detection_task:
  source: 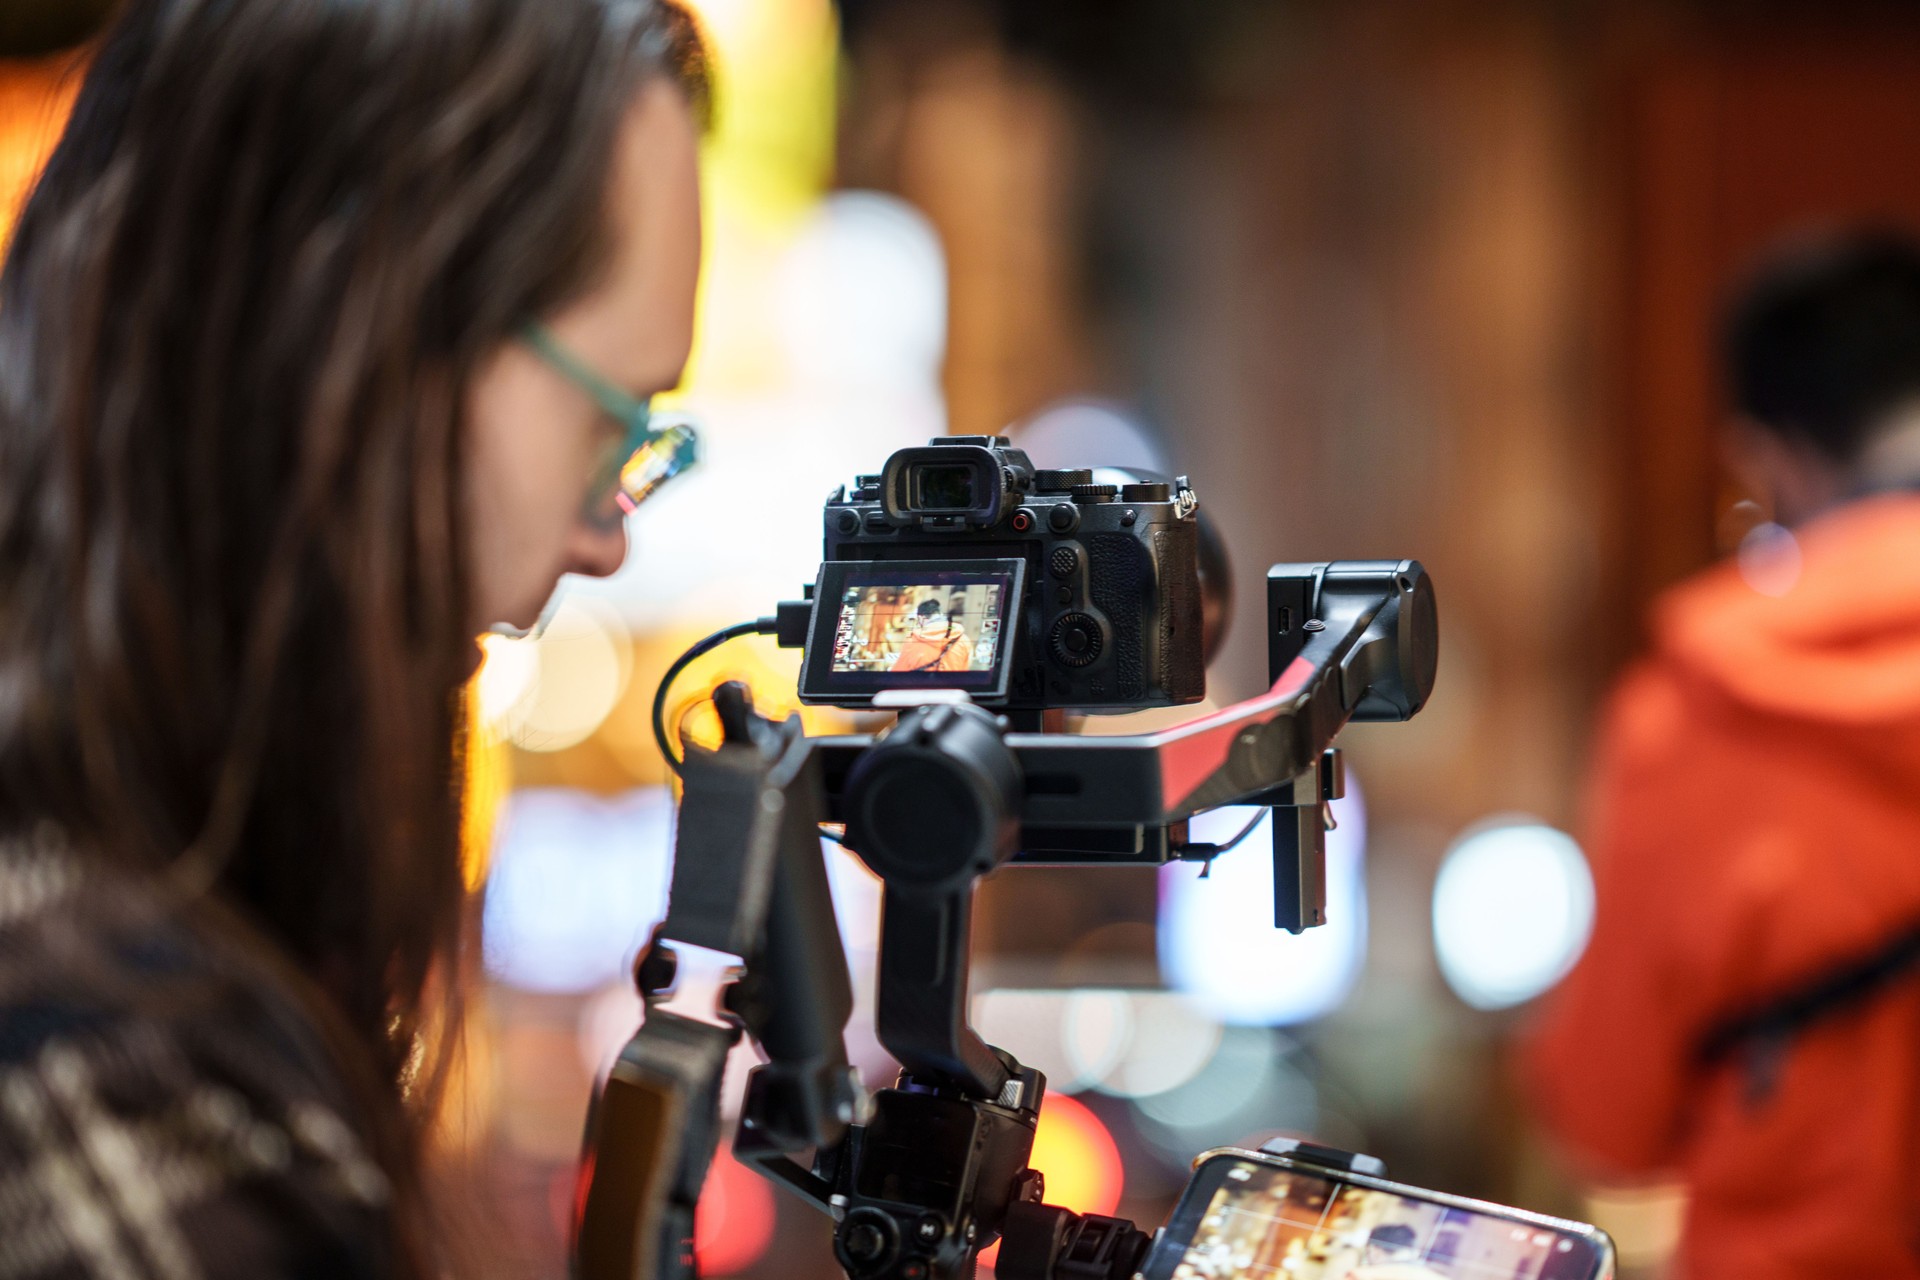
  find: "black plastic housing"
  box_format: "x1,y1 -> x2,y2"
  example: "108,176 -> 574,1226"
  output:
815,435 -> 1206,714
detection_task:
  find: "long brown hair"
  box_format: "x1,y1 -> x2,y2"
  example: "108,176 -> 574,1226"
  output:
0,0 -> 705,1265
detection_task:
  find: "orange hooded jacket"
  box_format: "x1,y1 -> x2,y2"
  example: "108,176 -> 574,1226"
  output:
890,619 -> 973,673
1525,494 -> 1920,1280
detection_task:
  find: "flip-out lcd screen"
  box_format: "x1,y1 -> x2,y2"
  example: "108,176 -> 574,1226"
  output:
800,559 -> 1024,705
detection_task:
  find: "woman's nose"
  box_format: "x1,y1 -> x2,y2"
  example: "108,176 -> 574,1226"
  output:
564,515 -> 629,580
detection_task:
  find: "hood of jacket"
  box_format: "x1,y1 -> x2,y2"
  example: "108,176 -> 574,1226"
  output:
1652,494 -> 1920,726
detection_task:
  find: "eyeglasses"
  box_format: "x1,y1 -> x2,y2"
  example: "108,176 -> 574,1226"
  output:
518,322 -> 700,517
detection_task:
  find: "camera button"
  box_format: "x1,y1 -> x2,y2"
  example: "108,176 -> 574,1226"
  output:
1046,503 -> 1078,534
1011,508 -> 1035,533
1055,585 -> 1072,605
1048,546 -> 1078,579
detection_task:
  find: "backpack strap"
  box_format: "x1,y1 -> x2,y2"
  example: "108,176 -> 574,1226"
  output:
1696,918 -> 1920,1104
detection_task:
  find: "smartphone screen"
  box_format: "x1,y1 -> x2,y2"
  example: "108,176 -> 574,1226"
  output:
1142,1152 -> 1611,1280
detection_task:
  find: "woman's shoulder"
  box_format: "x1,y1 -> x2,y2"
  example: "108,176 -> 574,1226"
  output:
0,828 -> 396,1278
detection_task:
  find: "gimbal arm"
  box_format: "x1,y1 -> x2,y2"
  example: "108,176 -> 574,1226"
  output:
575,560 -> 1437,1280
813,559 -> 1437,927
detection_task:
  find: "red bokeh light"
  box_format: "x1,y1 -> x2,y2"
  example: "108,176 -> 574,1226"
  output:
695,1143 -> 778,1276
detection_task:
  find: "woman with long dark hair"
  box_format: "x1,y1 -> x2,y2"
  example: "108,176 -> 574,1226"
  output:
0,0 -> 707,1272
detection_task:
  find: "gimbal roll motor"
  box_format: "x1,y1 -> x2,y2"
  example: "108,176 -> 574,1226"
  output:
573,439 -> 1439,1280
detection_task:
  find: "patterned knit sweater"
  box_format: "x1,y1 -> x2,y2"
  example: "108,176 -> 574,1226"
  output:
0,828 -> 393,1278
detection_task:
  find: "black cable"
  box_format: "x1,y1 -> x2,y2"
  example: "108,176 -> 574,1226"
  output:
1182,807 -> 1270,877
1209,808 -> 1268,855
653,618 -> 776,775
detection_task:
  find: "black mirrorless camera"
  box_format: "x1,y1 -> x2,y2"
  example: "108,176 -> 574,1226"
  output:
797,435 -> 1206,715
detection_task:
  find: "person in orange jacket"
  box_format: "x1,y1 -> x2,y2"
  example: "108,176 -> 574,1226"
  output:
1526,232 -> 1920,1279
890,594 -> 975,673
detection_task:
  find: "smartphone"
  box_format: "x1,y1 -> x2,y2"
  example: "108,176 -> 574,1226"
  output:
1138,1146 -> 1615,1280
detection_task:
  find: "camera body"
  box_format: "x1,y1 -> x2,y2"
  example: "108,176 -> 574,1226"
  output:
803,435 -> 1206,714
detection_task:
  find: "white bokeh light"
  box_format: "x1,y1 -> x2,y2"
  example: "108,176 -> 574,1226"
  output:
475,632 -> 539,727
973,991 -> 1084,1093
1431,817 -> 1595,1011
776,191 -> 947,394
1091,993 -> 1222,1099
1063,990 -> 1132,1090
970,990 -> 1221,1099
482,787 -> 674,994
1158,784 -> 1368,1026
1737,521 -> 1802,597
478,596 -> 631,752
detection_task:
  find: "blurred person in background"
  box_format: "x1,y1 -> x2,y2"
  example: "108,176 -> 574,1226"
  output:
891,594 -> 974,672
0,0 -> 705,1274
1527,232 -> 1920,1279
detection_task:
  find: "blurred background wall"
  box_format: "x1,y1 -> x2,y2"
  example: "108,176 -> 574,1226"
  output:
12,1 -> 1920,1276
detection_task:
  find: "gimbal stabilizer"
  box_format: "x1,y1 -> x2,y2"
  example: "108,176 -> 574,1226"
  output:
573,561 -> 1437,1280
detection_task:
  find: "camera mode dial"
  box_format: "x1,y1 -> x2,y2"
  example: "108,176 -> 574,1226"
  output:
1070,483 -> 1120,503
1034,468 -> 1092,492
1049,613 -> 1104,668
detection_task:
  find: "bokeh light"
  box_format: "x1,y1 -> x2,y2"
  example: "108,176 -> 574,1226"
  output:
482,787 -> 673,994
1089,992 -> 1221,1099
1737,520 -> 1802,597
695,1144 -> 777,1276
1028,1093 -> 1124,1217
1062,991 -> 1133,1090
0,52 -> 80,252
478,596 -> 632,752
1432,817 -> 1595,1011
979,1093 -> 1123,1274
1131,1027 -> 1276,1131
971,989 -> 1228,1102
777,192 -> 947,394
974,990 -> 1084,1093
1159,784 -> 1368,1025
1127,1029 -> 1320,1170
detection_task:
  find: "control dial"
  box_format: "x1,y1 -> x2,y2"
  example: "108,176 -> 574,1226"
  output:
1048,613 -> 1104,668
1034,468 -> 1094,493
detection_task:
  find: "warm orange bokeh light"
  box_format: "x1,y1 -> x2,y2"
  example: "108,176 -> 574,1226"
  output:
0,52 -> 82,253
1027,1092 -> 1125,1217
981,1092 -> 1126,1272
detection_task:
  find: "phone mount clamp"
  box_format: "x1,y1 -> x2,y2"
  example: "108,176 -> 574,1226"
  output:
573,560 -> 1437,1280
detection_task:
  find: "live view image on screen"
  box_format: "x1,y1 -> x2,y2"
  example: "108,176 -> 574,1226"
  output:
1170,1163 -> 1598,1280
829,581 -> 1005,675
